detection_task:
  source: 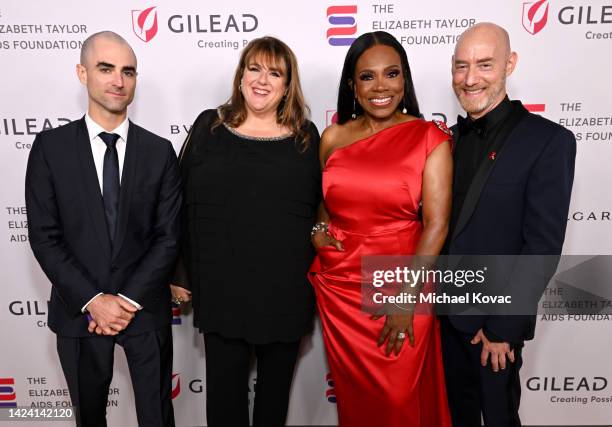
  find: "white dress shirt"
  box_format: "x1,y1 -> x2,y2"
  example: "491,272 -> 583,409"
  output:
81,114 -> 142,313
85,113 -> 128,191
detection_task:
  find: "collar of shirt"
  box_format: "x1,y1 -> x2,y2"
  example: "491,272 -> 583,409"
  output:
84,113 -> 129,143
476,95 -> 513,132
84,114 -> 129,192
457,96 -> 513,138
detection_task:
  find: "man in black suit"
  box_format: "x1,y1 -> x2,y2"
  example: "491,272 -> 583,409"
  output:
25,31 -> 180,426
441,23 -> 576,426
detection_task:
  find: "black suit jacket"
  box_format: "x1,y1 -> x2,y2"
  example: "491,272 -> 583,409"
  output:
26,117 -> 182,337
446,103 -> 576,342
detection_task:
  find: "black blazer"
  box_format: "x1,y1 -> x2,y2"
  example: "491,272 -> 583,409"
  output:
26,117 -> 182,337
446,104 -> 576,342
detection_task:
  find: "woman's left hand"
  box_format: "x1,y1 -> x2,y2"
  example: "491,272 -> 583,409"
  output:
374,313 -> 415,356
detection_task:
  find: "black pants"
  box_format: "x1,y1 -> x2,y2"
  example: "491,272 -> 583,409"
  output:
56,327 -> 174,427
204,333 -> 301,427
440,317 -> 523,427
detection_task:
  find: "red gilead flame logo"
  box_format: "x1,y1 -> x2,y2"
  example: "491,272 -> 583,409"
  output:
522,0 -> 549,35
171,373 -> 181,399
132,6 -> 158,42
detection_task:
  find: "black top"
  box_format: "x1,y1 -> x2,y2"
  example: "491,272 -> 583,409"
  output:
450,97 -> 514,234
177,109 -> 321,344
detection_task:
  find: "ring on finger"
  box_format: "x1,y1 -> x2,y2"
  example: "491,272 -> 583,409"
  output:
397,332 -> 407,340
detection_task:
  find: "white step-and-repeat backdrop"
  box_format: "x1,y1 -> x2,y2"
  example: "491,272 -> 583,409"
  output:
1,0 -> 611,425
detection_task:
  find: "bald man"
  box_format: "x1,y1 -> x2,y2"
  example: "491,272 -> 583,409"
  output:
440,23 -> 576,426
26,31 -> 180,426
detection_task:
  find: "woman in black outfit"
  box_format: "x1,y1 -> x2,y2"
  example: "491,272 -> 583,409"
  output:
171,37 -> 320,427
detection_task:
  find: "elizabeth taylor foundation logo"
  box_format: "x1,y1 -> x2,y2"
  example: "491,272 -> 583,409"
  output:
132,6 -> 159,42
525,103 -> 546,113
325,373 -> 336,403
0,378 -> 17,407
326,5 -> 358,46
171,303 -> 182,325
522,0 -> 549,35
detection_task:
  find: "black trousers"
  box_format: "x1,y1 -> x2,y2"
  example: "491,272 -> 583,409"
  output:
56,326 -> 174,427
204,333 -> 301,427
440,317 -> 523,427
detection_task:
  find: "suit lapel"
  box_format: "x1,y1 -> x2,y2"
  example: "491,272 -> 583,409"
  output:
75,117 -> 112,259
112,121 -> 138,260
451,104 -> 528,242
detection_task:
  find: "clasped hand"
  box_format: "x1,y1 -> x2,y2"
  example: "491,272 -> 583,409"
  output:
86,294 -> 138,336
170,284 -> 192,304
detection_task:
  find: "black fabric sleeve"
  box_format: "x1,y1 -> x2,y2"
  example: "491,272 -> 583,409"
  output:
172,109 -> 218,290
484,126 -> 576,342
119,140 -> 183,308
26,134 -> 101,315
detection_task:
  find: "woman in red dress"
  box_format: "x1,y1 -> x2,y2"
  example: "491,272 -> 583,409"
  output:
309,31 -> 453,427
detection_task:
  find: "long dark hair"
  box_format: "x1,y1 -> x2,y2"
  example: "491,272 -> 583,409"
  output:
215,36 -> 311,149
336,31 -> 420,124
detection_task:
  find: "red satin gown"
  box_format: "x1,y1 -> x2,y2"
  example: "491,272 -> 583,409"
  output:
309,120 -> 452,427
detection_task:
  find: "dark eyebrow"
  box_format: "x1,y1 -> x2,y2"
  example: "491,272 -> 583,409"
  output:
358,64 -> 401,74
476,57 -> 494,63
96,61 -> 115,68
95,62 -> 136,73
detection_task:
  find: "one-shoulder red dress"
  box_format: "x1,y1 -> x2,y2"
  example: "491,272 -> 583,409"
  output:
309,120 -> 452,427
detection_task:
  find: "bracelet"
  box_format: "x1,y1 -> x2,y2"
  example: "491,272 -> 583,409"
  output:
311,222 -> 329,236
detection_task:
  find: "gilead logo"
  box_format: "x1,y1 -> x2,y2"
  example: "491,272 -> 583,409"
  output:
522,0 -> 549,35
527,376 -> 608,391
326,110 -> 339,126
132,6 -> 159,42
171,374 -> 181,399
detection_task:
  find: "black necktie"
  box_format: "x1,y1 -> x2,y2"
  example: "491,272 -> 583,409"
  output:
457,115 -> 487,138
99,132 -> 120,244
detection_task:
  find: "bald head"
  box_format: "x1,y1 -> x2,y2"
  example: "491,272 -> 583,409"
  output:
80,31 -> 136,67
76,31 -> 138,129
455,22 -> 512,60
